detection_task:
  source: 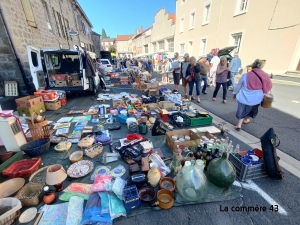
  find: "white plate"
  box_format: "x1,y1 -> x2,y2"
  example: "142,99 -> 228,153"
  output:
19,207 -> 37,223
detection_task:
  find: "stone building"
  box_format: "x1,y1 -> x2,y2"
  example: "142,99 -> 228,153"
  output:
0,0 -> 93,97
175,0 -> 300,74
101,38 -> 116,51
151,8 -> 176,55
141,27 -> 153,54
116,34 -> 134,58
131,26 -> 144,56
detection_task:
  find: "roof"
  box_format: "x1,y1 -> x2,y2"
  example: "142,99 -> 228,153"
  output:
168,14 -> 176,24
116,35 -> 134,41
73,0 -> 93,27
92,31 -> 101,36
102,38 -> 116,42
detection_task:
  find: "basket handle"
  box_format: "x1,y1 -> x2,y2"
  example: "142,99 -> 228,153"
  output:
31,112 -> 38,125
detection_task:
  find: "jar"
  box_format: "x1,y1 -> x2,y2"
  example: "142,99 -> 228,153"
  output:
147,163 -> 161,187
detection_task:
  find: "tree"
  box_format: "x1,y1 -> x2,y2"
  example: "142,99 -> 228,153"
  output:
102,29 -> 107,38
109,46 -> 116,53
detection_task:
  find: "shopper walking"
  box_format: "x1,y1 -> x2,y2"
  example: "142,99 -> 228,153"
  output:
209,49 -> 220,87
199,55 -> 209,94
233,59 -> 272,131
229,52 -> 242,90
180,53 -> 190,98
148,59 -> 154,77
186,57 -> 201,103
212,56 -> 230,103
171,52 -> 181,93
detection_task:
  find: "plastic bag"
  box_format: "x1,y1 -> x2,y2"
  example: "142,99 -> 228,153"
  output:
66,196 -> 84,225
107,193 -> 126,220
81,193 -> 112,225
92,175 -> 112,192
99,192 -> 109,214
112,177 -> 126,200
149,153 -> 170,177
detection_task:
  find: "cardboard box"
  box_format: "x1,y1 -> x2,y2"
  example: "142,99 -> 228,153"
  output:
50,74 -> 68,81
145,82 -> 159,89
69,73 -> 80,80
15,95 -> 43,108
56,80 -> 67,87
44,100 -> 61,110
112,99 -> 124,108
34,90 -> 58,101
147,103 -> 158,110
149,89 -> 159,96
166,129 -> 200,151
158,101 -> 175,110
72,80 -> 82,86
17,103 -> 46,116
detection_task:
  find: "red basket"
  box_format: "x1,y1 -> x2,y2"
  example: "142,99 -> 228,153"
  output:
2,158 -> 42,178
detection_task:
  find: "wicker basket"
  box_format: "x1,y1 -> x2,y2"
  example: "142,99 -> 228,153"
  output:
27,112 -> 50,141
0,198 -> 21,225
69,151 -> 83,164
20,138 -> 50,157
15,182 -> 44,207
54,141 -> 72,152
0,178 -> 25,199
0,152 -> 13,163
85,143 -> 103,158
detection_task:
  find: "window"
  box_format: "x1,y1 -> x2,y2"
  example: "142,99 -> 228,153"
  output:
158,41 -> 164,50
123,48 -> 126,51
145,45 -> 148,53
180,43 -> 185,55
50,55 -> 59,67
64,18 -> 72,40
240,0 -> 248,12
232,33 -> 242,53
180,17 -> 184,32
56,12 -> 66,38
190,10 -> 196,29
203,1 -> 211,25
153,43 -> 157,52
21,0 -> 37,27
31,51 -> 38,67
200,39 -> 207,55
168,39 -> 174,52
52,8 -> 60,36
42,2 -> 52,33
181,0 -> 185,6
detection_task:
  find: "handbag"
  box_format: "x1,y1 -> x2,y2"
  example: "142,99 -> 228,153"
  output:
252,71 -> 273,108
185,75 -> 193,82
227,71 -> 232,79
260,128 -> 283,179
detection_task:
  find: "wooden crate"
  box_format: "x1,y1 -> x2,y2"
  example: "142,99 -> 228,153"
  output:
71,80 -> 82,86
55,80 -> 67,87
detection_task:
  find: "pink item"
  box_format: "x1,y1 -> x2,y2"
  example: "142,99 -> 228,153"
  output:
247,68 -> 272,94
64,183 -> 93,194
92,175 -> 112,192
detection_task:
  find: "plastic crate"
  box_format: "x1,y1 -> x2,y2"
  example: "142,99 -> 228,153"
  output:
123,185 -> 141,212
5,81 -> 18,96
228,153 -> 267,181
183,114 -> 213,126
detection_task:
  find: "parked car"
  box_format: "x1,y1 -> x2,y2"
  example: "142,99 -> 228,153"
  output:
101,59 -> 113,72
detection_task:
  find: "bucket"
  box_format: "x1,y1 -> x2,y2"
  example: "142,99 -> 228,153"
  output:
261,93 -> 273,108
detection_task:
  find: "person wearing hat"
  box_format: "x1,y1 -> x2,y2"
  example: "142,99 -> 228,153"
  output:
171,52 -> 181,93
180,53 -> 190,98
199,55 -> 209,94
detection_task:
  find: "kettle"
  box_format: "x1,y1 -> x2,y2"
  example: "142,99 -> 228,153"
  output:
138,122 -> 148,134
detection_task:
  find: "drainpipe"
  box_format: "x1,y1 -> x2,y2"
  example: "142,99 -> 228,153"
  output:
215,0 -> 224,46
0,4 -> 33,95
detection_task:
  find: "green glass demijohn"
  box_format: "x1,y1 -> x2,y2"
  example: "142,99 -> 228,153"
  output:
207,151 -> 236,188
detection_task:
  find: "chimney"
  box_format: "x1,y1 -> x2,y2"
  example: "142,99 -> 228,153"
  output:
136,29 -> 138,35
140,26 -> 143,32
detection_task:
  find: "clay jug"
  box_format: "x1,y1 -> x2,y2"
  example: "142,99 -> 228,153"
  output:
147,163 -> 161,187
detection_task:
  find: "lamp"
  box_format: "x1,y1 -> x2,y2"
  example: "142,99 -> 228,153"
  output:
46,164 -> 67,192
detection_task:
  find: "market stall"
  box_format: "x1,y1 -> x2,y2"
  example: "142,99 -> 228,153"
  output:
0,86 -> 281,225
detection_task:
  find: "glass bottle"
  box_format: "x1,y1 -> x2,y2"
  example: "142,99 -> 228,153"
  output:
212,148 -> 220,159
195,159 -> 205,172
234,144 -> 240,153
204,150 -> 213,171
171,152 -> 182,175
200,143 -> 208,160
194,145 -> 202,160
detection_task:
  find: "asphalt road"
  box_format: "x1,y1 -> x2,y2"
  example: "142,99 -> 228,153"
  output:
153,73 -> 300,161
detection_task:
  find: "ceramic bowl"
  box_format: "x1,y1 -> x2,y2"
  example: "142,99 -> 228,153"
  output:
243,155 -> 252,161
254,149 -> 263,158
241,158 -> 251,165
238,151 -> 247,157
247,150 -> 255,155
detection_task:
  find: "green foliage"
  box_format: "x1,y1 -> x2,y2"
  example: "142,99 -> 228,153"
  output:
102,29 -> 107,38
109,46 -> 116,53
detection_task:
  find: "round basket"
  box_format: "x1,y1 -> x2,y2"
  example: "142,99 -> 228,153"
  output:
69,151 -> 83,164
29,166 -> 50,183
0,178 -> 25,199
0,151 -> 13,163
20,138 -> 50,157
0,198 -> 22,225
15,182 -> 45,206
54,141 -> 72,152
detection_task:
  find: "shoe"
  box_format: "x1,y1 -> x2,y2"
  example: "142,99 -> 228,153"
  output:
190,96 -> 196,100
197,100 -> 201,103
184,95 -> 188,99
202,92 -> 207,95
234,126 -> 241,131
212,98 -> 216,101
228,86 -> 233,91
243,119 -> 251,124
172,89 -> 178,93
223,100 -> 227,104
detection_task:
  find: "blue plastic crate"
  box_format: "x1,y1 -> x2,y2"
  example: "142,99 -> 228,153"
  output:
123,185 -> 141,212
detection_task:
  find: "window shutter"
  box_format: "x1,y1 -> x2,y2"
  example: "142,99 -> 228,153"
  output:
21,0 -> 37,27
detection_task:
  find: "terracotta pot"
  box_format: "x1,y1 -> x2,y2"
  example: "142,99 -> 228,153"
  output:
139,186 -> 155,202
151,189 -> 174,209
43,192 -> 56,204
159,177 -> 175,192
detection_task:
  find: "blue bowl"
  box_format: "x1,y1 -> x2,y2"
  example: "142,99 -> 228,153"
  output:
242,158 -> 251,165
243,155 -> 252,161
247,150 -> 255,155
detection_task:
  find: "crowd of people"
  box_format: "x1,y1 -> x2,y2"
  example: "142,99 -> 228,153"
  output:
116,57 -> 154,76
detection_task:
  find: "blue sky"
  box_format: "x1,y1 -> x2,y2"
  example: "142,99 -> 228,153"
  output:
77,0 -> 176,37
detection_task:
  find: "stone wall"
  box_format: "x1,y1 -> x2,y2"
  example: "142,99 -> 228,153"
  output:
0,0 -> 93,95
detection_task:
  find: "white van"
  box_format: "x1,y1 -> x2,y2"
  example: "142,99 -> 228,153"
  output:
27,45 -> 100,94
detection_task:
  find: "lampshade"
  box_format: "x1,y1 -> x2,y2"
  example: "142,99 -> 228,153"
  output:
46,164 -> 67,185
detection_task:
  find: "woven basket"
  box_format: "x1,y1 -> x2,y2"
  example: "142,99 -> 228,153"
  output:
85,143 -> 103,158
27,112 -> 50,141
0,152 -> 13,163
69,151 -> 83,164
54,141 -> 72,152
0,178 -> 25,199
0,198 -> 21,225
15,182 -> 45,206
20,138 -> 50,157
29,166 -> 50,183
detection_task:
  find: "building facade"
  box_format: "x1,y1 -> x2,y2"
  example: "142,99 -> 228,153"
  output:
175,0 -> 300,74
116,34 -> 134,58
151,8 -> 176,55
141,27 -> 152,54
92,31 -> 101,56
0,0 -> 93,96
101,38 -> 116,51
131,26 -> 144,56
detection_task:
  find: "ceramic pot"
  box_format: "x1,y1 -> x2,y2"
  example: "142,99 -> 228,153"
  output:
151,189 -> 174,209
43,191 -> 56,204
207,152 -> 236,188
147,163 -> 161,187
159,177 -> 175,192
139,186 -> 155,202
